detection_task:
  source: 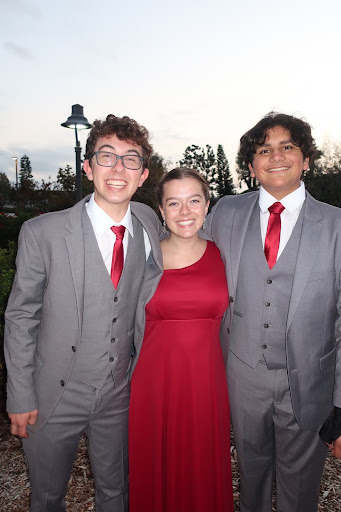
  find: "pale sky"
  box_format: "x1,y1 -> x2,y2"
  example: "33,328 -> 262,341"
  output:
1,0 -> 341,186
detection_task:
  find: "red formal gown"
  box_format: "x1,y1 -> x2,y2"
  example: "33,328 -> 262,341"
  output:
129,241 -> 234,511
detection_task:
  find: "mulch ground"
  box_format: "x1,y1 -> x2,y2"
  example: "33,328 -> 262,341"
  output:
0,412 -> 340,511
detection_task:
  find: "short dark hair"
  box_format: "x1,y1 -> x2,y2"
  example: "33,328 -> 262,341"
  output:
85,114 -> 153,168
156,167 -> 210,206
239,112 -> 316,166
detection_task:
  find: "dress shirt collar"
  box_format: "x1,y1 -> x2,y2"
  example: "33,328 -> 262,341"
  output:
259,181 -> 306,214
86,193 -> 134,236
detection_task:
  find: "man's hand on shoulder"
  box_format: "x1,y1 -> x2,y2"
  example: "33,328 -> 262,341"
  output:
8,409 -> 38,438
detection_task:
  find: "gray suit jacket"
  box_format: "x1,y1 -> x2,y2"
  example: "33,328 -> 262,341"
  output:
4,196 -> 163,430
205,190 -> 341,430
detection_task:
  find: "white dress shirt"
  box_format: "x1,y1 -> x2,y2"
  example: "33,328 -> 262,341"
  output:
258,182 -> 306,260
86,194 -> 151,274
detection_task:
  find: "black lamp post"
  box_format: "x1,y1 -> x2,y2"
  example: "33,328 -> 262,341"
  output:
61,104 -> 92,202
12,156 -> 18,189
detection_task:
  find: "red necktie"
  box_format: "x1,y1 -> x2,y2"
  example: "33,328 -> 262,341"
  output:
264,202 -> 285,269
110,225 -> 125,288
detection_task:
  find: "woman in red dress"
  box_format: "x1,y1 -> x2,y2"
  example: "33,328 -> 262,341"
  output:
129,168 -> 234,511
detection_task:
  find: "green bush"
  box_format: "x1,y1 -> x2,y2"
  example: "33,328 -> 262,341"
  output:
0,213 -> 35,249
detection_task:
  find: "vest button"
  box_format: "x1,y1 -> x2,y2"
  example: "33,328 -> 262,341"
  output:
267,279 -> 272,284
229,296 -> 234,303
109,357 -> 114,362
114,297 -> 118,302
71,346 -> 76,352
265,302 -> 270,307
111,338 -> 116,343
226,327 -> 230,334
112,318 -> 117,323
60,380 -> 65,386
262,344 -> 267,349
264,323 -> 269,328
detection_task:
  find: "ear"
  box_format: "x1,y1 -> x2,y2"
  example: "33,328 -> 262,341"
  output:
83,160 -> 94,181
303,157 -> 309,171
138,168 -> 149,188
248,162 -> 256,178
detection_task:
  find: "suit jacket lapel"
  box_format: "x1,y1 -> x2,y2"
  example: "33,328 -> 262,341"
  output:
64,196 -> 90,331
230,192 -> 259,295
130,201 -> 163,308
287,193 -> 323,328
130,202 -> 163,271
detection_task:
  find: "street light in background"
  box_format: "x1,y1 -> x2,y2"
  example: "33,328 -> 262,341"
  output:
12,156 -> 18,189
61,104 -> 92,202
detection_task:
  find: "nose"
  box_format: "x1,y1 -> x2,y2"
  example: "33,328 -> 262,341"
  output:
112,156 -> 125,173
269,148 -> 284,162
180,202 -> 190,215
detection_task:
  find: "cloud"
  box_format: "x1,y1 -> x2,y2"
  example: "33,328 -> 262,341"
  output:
4,42 -> 34,60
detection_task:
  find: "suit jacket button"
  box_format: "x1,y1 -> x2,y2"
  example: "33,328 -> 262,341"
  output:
71,346 -> 76,352
111,338 -> 116,343
109,357 -> 114,362
229,296 -> 234,303
267,278 -> 272,284
114,297 -> 118,303
60,380 -> 65,386
112,318 -> 117,323
226,327 -> 230,334
264,323 -> 269,328
262,344 -> 267,349
265,302 -> 270,307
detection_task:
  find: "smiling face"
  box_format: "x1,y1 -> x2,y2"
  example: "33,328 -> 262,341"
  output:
249,125 -> 309,200
83,134 -> 149,221
159,177 -> 209,240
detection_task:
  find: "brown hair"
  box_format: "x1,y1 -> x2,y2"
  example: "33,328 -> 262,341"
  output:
85,114 -> 153,168
156,167 -> 210,205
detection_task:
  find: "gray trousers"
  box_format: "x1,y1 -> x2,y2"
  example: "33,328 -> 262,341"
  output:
227,351 -> 328,512
23,372 -> 130,512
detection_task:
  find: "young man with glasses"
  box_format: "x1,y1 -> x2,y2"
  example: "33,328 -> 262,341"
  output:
4,114 -> 163,512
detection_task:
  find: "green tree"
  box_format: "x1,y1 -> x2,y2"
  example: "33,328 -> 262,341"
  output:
132,152 -> 167,211
56,165 -> 76,192
179,144 -> 217,194
304,172 -> 341,207
235,151 -> 258,192
0,172 -> 12,205
303,145 -> 341,207
216,145 -> 235,197
19,155 -> 35,191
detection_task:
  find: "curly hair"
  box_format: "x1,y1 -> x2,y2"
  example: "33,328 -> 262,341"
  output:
156,167 -> 210,206
85,114 -> 153,168
239,112 -> 316,166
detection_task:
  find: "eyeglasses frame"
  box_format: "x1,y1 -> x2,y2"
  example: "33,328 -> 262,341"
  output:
90,151 -> 144,171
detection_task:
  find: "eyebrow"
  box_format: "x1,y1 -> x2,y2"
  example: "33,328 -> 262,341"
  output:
258,139 -> 293,148
97,144 -> 141,155
165,193 -> 202,202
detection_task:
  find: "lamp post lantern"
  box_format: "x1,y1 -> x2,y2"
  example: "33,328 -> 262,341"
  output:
12,156 -> 18,189
61,104 -> 92,202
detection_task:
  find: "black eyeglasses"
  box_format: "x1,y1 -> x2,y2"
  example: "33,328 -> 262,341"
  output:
91,151 -> 144,170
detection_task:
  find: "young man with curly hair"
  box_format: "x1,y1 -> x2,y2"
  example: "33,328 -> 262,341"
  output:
5,114 -> 163,512
205,112 -> 341,511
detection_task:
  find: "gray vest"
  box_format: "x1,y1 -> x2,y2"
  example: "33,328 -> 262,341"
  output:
230,202 -> 305,369
71,208 -> 146,388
